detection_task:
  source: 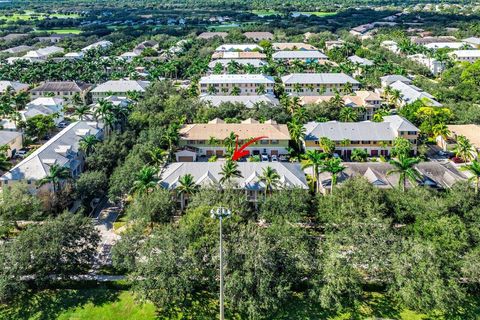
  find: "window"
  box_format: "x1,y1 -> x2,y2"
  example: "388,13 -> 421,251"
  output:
270,140 -> 279,144
361,141 -> 371,144
260,140 -> 269,144
351,141 -> 360,145
408,131 -> 417,135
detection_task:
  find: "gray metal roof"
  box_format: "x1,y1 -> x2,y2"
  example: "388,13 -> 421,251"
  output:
380,74 -> 412,85
304,115 -> 419,141
281,73 -> 359,85
0,130 -> 22,146
91,80 -> 150,93
1,121 -> 102,182
200,94 -> 279,107
0,81 -> 29,92
160,162 -> 308,190
208,59 -> 267,69
272,51 -> 327,59
31,81 -> 91,93
389,80 -> 442,106
348,55 -> 374,66
200,74 -> 274,84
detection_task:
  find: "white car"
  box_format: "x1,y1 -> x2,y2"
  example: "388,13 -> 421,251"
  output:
271,155 -> 278,162
261,154 -> 269,162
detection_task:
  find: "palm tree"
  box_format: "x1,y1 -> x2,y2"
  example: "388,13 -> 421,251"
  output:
287,118 -> 306,152
302,150 -> 327,193
387,155 -> 421,192
74,105 -> 92,120
351,148 -> 368,162
148,147 -> 169,169
37,164 -> 71,193
177,174 -> 199,210
223,132 -> 237,157
162,124 -> 180,161
461,159 -> 480,194
339,107 -> 358,122
131,166 -> 159,195
388,89 -> 401,108
454,135 -> 476,163
432,123 -> 450,141
0,154 -> 11,172
219,160 -> 243,185
231,86 -> 241,96
259,166 -> 281,197
321,158 -> 346,194
79,134 -> 100,156
256,84 -> 267,95
319,137 -> 336,156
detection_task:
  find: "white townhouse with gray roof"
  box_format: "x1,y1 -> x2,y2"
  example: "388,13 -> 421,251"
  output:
389,80 -> 442,107
272,51 -> 328,64
281,73 -> 360,96
199,74 -> 274,95
0,121 -> 103,193
91,80 -> 150,102
303,115 -> 420,158
160,162 -> 308,208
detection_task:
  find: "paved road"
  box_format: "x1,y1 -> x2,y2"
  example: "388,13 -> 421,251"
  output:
92,201 -> 122,269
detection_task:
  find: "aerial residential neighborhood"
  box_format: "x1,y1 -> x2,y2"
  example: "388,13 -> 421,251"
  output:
1,0 -> 480,319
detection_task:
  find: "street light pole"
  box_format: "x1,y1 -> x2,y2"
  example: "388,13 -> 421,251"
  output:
211,207 -> 231,320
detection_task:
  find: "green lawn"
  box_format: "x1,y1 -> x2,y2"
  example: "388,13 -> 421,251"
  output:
0,11 -> 80,21
207,23 -> 240,31
3,289 -> 471,320
293,11 -> 337,17
40,28 -> 83,34
251,9 -> 281,17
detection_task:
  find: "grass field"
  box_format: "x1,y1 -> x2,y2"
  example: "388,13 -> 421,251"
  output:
293,11 -> 337,17
207,23 -> 240,31
3,288 -> 472,320
0,11 -> 80,21
40,28 -> 83,34
251,9 -> 281,17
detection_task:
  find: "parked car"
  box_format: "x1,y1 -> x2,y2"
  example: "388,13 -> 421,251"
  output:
15,148 -> 30,159
271,155 -> 278,162
261,154 -> 269,162
279,155 -> 289,162
57,121 -> 70,129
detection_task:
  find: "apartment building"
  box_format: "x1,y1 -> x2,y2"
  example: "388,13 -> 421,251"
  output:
281,73 -> 360,96
199,74 -> 274,95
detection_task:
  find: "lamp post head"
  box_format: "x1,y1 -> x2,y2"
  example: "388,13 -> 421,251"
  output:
211,207 -> 232,219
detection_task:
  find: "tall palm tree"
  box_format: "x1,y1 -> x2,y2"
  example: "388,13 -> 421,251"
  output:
231,86 -> 241,96
74,105 -> 92,120
454,135 -> 476,163
0,154 -> 11,172
461,159 -> 480,194
37,164 -> 71,193
259,166 -> 281,197
321,158 -> 346,194
339,107 -> 358,122
177,174 -> 199,210
223,132 -> 237,156
432,123 -> 450,142
148,147 -> 169,169
131,166 -> 159,195
79,134 -> 100,156
162,124 -> 180,161
287,118 -> 306,152
219,160 -> 243,185
302,150 -> 327,192
319,137 -> 336,156
387,155 -> 421,192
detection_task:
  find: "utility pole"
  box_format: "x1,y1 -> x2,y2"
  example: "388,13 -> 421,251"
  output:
211,207 -> 231,320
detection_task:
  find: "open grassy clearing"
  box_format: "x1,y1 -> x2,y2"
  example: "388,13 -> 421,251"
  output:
39,28 -> 83,34
0,11 -> 80,21
294,11 -> 337,16
251,9 -> 281,16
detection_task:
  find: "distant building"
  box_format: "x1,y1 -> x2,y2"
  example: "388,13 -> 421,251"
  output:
81,40 -> 113,52
304,115 -> 420,157
408,53 -> 445,75
0,81 -> 29,93
389,80 -> 442,107
380,75 -> 412,88
448,50 -> 480,63
437,124 -> 480,153
198,32 -> 228,39
0,121 -> 103,193
30,81 -> 92,102
199,74 -> 274,95
348,55 -> 374,66
462,37 -> 480,48
200,94 -> 279,108
208,59 -> 267,72
381,40 -> 400,54
1,45 -> 33,55
91,80 -> 150,102
281,73 -> 360,96
271,42 -> 318,51
211,51 -> 267,60
23,97 -> 65,125
272,50 -> 328,63
215,44 -> 263,52
325,40 -> 345,51
243,32 -> 274,41
0,131 -> 23,158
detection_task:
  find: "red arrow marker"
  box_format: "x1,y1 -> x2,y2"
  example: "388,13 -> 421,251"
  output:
232,136 -> 268,161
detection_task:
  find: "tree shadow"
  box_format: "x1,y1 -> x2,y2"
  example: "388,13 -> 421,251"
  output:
0,287 -> 120,320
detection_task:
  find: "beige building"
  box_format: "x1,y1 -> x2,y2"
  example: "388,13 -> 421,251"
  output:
30,81 -> 92,102
177,118 -> 291,160
437,124 -> 480,152
272,42 -> 318,51
0,131 -> 23,158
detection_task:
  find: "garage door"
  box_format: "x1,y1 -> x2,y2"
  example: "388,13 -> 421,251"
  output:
215,150 -> 224,156
271,150 -> 279,156
206,150 -> 214,156
178,156 -> 194,162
